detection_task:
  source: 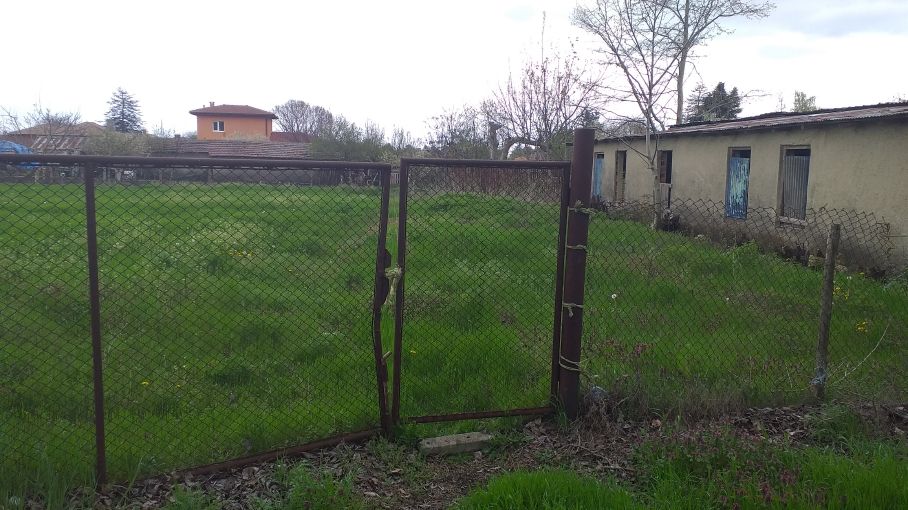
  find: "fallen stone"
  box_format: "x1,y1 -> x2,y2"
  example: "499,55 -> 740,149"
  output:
419,432 -> 492,456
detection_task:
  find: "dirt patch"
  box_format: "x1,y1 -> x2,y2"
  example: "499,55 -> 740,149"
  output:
95,403 -> 903,509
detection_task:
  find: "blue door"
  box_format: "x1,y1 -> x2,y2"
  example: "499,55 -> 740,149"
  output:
592,153 -> 604,201
725,151 -> 751,219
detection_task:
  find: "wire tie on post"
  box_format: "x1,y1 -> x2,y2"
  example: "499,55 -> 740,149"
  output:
568,200 -> 598,216
383,266 -> 403,308
562,302 -> 584,318
565,244 -> 588,252
559,355 -> 582,373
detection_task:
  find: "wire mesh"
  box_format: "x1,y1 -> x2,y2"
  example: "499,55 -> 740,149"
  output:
0,156 -> 389,487
581,198 -> 907,415
0,166 -> 95,490
396,163 -> 566,419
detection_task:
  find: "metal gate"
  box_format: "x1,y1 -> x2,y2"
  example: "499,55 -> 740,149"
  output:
0,154 -> 395,485
389,158 -> 571,424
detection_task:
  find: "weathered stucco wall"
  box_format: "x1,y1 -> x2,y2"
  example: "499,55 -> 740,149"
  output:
593,119 -> 908,267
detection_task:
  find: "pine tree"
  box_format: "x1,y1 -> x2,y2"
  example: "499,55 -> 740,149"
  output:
684,82 -> 742,123
105,88 -> 144,133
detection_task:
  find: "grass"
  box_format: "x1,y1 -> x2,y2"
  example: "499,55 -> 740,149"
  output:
458,446 -> 908,509
1,181 -> 905,505
460,422 -> 908,509
581,223 -> 907,415
456,469 -> 638,509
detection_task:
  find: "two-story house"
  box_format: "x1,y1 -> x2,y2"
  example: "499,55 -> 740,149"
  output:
190,103 -> 277,141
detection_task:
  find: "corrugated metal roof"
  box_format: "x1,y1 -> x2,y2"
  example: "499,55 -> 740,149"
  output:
155,138 -> 311,159
598,102 -> 908,142
189,104 -> 278,118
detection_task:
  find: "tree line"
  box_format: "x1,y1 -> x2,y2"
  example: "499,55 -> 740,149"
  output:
2,0 -> 839,166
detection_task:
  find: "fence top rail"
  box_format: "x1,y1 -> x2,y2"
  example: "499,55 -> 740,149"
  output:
400,157 -> 571,170
0,153 -> 393,171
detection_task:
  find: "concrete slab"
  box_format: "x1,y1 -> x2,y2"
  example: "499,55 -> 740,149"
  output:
418,432 -> 492,456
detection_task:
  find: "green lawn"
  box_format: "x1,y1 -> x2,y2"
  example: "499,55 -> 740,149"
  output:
1,181 -> 905,503
458,438 -> 908,509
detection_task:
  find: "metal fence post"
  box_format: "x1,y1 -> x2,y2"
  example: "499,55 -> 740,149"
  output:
371,167 -> 393,434
813,223 -> 841,400
83,163 -> 107,485
391,160 -> 409,426
550,163 -> 571,404
558,128 -> 595,419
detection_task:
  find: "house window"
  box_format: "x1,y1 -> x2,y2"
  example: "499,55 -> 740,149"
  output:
725,148 -> 751,219
212,120 -> 225,132
593,153 -> 604,201
779,146 -> 811,222
614,150 -> 627,202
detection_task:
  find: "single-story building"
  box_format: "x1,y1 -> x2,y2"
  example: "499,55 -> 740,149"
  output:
592,102 -> 908,271
3,121 -> 105,154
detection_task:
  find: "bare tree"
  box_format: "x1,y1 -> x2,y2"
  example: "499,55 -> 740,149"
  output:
573,0 -> 680,226
667,0 -> 774,124
1,103 -> 83,182
483,32 -> 600,160
423,106 -> 489,159
2,104 -> 82,152
273,99 -> 334,138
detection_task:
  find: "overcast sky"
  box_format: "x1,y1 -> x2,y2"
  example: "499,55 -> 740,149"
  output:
3,0 -> 906,138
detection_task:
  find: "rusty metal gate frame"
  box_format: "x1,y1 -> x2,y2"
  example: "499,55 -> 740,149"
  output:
0,153 -> 395,483
390,157 -> 572,425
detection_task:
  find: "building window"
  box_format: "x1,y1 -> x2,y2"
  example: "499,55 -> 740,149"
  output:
725,148 -> 751,219
779,146 -> 811,222
212,120 -> 225,132
593,153 -> 604,201
614,150 -> 627,202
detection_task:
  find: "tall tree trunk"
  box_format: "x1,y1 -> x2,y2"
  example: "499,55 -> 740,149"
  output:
645,129 -> 663,230
676,56 -> 687,124
676,0 -> 691,125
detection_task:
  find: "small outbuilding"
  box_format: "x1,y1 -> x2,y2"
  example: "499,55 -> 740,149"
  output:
592,102 -> 908,269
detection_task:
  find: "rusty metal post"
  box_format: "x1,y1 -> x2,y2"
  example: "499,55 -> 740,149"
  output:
83,163 -> 107,485
391,160 -> 409,426
558,128 -> 595,420
550,164 -> 571,403
813,223 -> 841,400
371,167 -> 393,433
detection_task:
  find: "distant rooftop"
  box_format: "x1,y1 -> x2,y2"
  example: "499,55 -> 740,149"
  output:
189,104 -> 278,119
154,138 -> 310,159
4,122 -> 106,154
598,102 -> 908,141
7,121 -> 105,137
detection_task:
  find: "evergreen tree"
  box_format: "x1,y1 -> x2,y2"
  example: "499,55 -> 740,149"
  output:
685,82 -> 742,123
105,88 -> 144,133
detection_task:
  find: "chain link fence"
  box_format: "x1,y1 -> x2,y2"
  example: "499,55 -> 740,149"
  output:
582,198 -> 907,416
3,151 -> 906,499
0,172 -> 95,491
1,156 -> 390,493
393,160 -> 569,422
